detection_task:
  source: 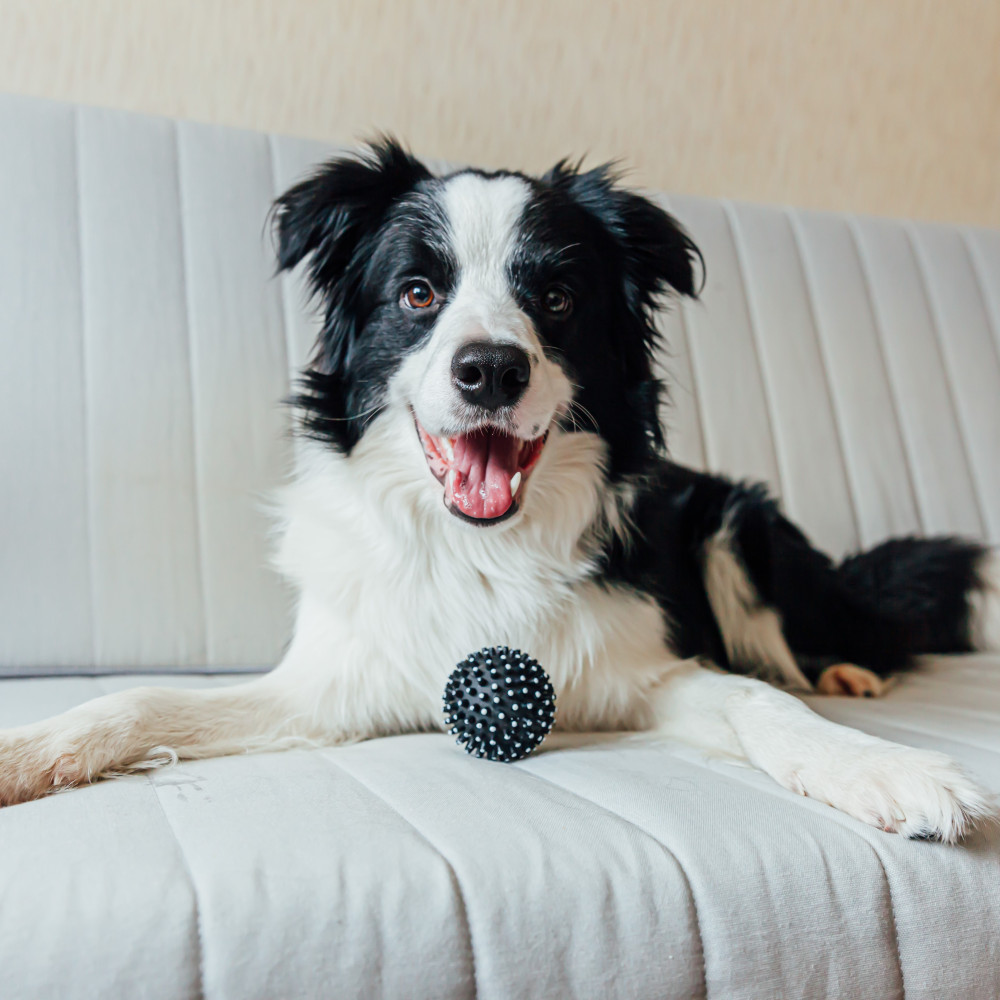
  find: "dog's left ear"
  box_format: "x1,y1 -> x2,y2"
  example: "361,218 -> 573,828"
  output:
543,160 -> 703,311
544,161 -> 703,469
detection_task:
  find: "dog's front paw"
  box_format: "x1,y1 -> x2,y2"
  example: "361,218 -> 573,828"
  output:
781,742 -> 993,843
0,729 -> 95,806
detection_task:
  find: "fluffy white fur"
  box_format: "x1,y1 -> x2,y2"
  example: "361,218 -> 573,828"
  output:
272,412 -> 668,736
651,663 -> 990,842
0,171 -> 993,845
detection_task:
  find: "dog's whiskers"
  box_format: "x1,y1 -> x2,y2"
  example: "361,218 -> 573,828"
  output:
567,399 -> 600,433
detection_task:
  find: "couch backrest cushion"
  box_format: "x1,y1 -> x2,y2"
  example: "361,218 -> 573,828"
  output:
2,94 -> 998,674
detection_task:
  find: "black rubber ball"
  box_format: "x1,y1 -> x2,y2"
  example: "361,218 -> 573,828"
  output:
443,647 -> 556,762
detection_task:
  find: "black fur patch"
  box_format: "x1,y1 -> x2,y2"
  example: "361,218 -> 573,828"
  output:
604,463 -> 990,675
530,161 -> 703,476
837,537 -> 985,655
272,138 -> 443,450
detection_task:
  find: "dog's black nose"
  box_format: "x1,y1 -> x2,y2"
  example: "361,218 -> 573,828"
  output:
451,342 -> 530,410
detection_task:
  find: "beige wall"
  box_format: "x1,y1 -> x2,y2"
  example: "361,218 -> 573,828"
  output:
3,0 -> 998,226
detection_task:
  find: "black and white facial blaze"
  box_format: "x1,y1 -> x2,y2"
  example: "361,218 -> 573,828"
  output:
394,174 -> 568,522
273,139 -> 699,525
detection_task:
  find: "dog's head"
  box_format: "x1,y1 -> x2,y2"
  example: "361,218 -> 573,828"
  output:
273,138 -> 700,528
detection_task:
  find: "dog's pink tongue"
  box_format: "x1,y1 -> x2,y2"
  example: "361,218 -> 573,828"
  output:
451,429 -> 519,519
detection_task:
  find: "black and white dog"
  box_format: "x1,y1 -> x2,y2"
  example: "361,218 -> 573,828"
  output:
3,141 -> 998,841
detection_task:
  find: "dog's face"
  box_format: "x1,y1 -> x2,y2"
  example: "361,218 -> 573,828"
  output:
274,140 -> 699,527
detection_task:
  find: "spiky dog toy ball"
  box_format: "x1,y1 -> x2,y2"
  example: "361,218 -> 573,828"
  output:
443,647 -> 556,762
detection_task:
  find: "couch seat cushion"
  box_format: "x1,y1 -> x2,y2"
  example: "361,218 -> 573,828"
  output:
0,659 -> 998,999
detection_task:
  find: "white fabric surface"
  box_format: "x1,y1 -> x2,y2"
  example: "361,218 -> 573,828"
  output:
0,663 -> 998,1000
1,93 -> 999,998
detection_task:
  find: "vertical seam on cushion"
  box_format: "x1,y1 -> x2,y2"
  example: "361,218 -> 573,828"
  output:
660,195 -> 710,469
319,752 -> 479,999
173,121 -> 210,664
786,211 -> 863,548
685,746 -> 907,999
675,298 -> 710,468
721,201 -> 787,499
959,231 -> 1000,545
510,762 -> 709,998
73,106 -> 99,669
962,231 -> 1000,362
855,836 -> 906,1000
905,225 -> 987,535
790,802 -> 906,1000
148,779 -> 206,1000
265,134 -> 297,395
846,219 -> 927,533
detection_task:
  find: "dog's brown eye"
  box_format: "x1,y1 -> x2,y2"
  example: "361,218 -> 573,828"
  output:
403,281 -> 436,309
543,286 -> 572,316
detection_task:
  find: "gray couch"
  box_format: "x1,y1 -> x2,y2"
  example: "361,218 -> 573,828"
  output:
1,93 -> 998,999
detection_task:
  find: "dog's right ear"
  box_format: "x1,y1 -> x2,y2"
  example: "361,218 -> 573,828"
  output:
272,137 -> 431,297
272,139 -> 431,451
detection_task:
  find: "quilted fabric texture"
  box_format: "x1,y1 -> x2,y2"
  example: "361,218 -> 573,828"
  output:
0,94 -> 999,999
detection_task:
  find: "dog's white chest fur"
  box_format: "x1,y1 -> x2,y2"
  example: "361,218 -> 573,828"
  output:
272,414 -> 675,739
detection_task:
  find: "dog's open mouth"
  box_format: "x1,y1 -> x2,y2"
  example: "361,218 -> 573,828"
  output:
415,418 -> 548,525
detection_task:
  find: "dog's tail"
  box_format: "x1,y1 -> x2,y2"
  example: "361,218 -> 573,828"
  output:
834,537 -> 999,669
693,478 -> 998,678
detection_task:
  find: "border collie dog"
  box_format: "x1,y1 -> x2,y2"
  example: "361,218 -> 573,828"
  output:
3,140 -> 998,841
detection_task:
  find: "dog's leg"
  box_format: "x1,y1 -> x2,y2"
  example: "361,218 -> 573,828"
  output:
816,663 -> 891,697
0,675 -> 318,806
650,661 -> 992,842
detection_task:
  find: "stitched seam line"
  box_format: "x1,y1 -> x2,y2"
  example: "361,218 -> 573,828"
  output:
674,297 -> 712,468
808,707 -> 1000,755
676,740 -> 909,998
904,224 -> 987,535
318,751 -> 479,999
958,230 -> 1000,543
786,210 -> 863,550
961,230 -> 1000,362
867,840 -> 907,1000
659,194 -> 711,469
173,120 -> 210,665
846,218 -> 927,533
721,201 -> 787,499
73,106 -> 99,669
510,761 -> 709,998
149,779 -> 205,999
265,133 -> 296,397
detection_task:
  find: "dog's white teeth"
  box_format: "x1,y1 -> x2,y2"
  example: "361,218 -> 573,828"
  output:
441,437 -> 454,461
510,471 -> 522,497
